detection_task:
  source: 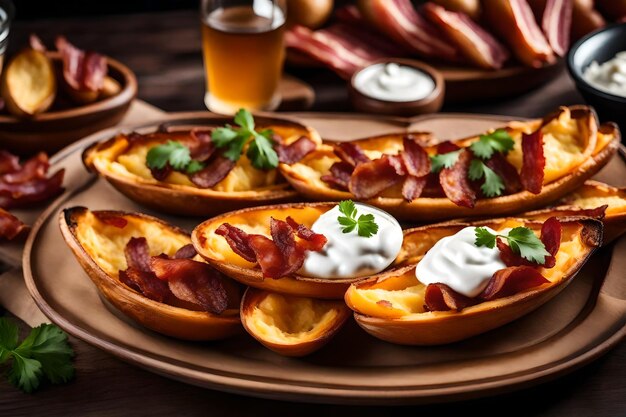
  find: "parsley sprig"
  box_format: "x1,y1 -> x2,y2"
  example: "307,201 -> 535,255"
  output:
469,159 -> 505,197
337,200 -> 379,238
212,109 -> 279,170
469,129 -> 515,160
0,318 -> 75,393
474,226 -> 550,264
146,140 -> 205,174
430,150 -> 461,173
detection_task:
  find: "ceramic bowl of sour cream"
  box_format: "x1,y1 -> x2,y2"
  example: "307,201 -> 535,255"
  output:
567,22 -> 626,135
349,59 -> 445,116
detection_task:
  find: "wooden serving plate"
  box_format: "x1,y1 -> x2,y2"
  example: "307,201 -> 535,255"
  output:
22,111 -> 626,405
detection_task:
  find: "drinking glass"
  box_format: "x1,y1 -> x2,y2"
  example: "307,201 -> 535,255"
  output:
0,0 -> 14,74
200,0 -> 286,115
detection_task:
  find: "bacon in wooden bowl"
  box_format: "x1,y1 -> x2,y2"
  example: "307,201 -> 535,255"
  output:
83,111 -> 321,217
280,105 -> 619,222
59,207 -> 242,341
344,216 -> 602,345
192,201 -> 406,299
240,288 -> 350,357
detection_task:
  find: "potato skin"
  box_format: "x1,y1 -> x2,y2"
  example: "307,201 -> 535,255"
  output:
59,207 -> 241,341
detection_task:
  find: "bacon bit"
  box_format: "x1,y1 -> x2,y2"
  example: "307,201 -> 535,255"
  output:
93,212 -> 128,229
334,143 -> 370,167
29,34 -> 47,52
402,136 -> 431,178
0,169 -> 65,209
497,217 -> 562,268
376,300 -> 393,308
119,268 -> 172,303
439,149 -> 476,208
269,218 -> 306,276
1,153 -> 48,184
56,36 -> 107,92
276,136 -> 317,164
520,129 -> 545,194
0,151 -> 20,175
423,283 -> 476,311
286,216 -> 327,251
150,257 -> 228,314
321,162 -> 353,191
174,244 -> 197,259
246,234 -> 287,278
402,176 -> 427,202
215,223 -> 257,263
484,152 -> 522,194
436,141 -> 461,154
189,155 -> 235,188
124,237 -> 152,271
479,266 -> 549,300
189,129 -> 215,162
387,154 -> 407,176
349,156 -> 403,199
149,166 -> 172,182
0,208 -> 28,240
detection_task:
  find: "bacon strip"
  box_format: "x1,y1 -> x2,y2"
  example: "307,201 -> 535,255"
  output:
119,268 -> 172,303
215,223 -> 257,263
349,156 -> 403,199
1,153 -> 48,184
150,257 -> 228,314
0,208 -> 28,240
0,169 -> 65,209
0,151 -> 20,175
520,129 -> 545,194
56,36 -> 107,92
424,283 -> 476,311
124,237 -> 152,272
286,216 -> 327,251
541,0 -> 573,57
321,162 -> 353,191
189,155 -> 236,188
402,135 -> 431,178
174,244 -> 197,259
402,176 -> 427,202
189,129 -> 216,162
479,266 -> 549,300
485,153 -> 523,194
335,143 -> 370,167
276,136 -> 317,164
422,3 -> 510,70
93,212 -> 128,229
439,149 -> 476,208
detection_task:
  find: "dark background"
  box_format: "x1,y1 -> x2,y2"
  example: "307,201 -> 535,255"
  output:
12,0 -> 199,19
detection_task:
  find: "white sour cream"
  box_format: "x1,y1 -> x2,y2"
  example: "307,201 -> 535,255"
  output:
300,204 -> 403,279
415,227 -> 506,298
354,62 -> 435,102
583,51 -> 626,97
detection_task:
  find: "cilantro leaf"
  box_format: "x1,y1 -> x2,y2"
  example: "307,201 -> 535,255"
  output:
474,227 -> 497,248
234,108 -> 254,131
473,226 -> 550,264
222,132 -> 250,162
146,140 -> 191,171
0,319 -> 75,393
166,142 -> 192,170
467,159 -> 505,197
470,129 -> 515,160
185,160 -> 205,174
430,150 -> 461,173
336,200 -> 379,238
247,132 -> 278,170
211,126 -> 238,147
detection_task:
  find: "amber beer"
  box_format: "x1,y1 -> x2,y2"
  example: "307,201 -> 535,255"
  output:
201,1 -> 286,114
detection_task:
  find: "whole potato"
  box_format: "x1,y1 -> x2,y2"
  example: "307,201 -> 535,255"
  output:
286,0 -> 334,29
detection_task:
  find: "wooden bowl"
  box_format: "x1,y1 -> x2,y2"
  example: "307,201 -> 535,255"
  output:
0,52 -> 137,156
349,58 -> 445,116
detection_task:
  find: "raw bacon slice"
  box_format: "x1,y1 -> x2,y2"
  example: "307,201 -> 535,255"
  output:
424,283 -> 476,311
0,151 -> 20,175
479,266 -> 549,300
276,136 -> 317,164
56,36 -> 107,92
215,223 -> 257,263
0,208 -> 28,240
0,169 -> 65,209
541,0 -> 573,57
150,257 -> 228,314
485,152 -> 523,194
349,156 -> 403,199
422,3 -> 510,70
520,129 -> 545,194
189,155 -> 235,188
497,217 -> 561,268
334,142 -> 371,167
321,162 -> 353,191
321,22 -> 410,58
439,149 -> 476,208
93,212 -> 128,229
483,0 -> 554,68
359,0 -> 460,62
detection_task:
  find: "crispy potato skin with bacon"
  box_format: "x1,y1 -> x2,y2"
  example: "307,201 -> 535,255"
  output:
280,106 -> 619,222
241,288 -> 350,357
82,116 -> 321,217
344,217 -> 602,345
59,207 -> 241,341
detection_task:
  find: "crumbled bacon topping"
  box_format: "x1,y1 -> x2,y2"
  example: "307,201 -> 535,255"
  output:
275,136 -> 317,164
521,129 -> 545,194
497,217 -> 562,268
0,208 -> 28,240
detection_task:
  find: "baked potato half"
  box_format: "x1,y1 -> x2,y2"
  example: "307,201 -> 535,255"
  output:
280,106 -> 620,221
344,217 -> 602,345
241,288 -> 350,357
83,115 -> 321,216
60,207 -> 241,340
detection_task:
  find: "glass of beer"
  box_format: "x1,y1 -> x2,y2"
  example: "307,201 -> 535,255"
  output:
200,0 -> 286,114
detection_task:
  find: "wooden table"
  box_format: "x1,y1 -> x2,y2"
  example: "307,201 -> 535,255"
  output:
2,10 -> 624,416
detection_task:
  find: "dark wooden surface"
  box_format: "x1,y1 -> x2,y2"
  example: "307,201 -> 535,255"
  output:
1,10 -> 625,416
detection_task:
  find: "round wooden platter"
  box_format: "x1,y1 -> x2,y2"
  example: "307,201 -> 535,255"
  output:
22,111 -> 626,405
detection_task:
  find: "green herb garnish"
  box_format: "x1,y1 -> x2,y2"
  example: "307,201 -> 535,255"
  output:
469,129 -> 515,160
0,318 -> 75,393
211,109 -> 278,170
337,200 -> 379,238
468,159 -> 505,197
474,226 -> 550,264
146,140 -> 205,174
430,149 -> 461,173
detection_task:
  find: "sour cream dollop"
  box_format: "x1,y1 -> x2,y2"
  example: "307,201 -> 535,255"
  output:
415,227 -> 506,298
354,62 -> 435,102
300,204 -> 403,279
583,51 -> 626,97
